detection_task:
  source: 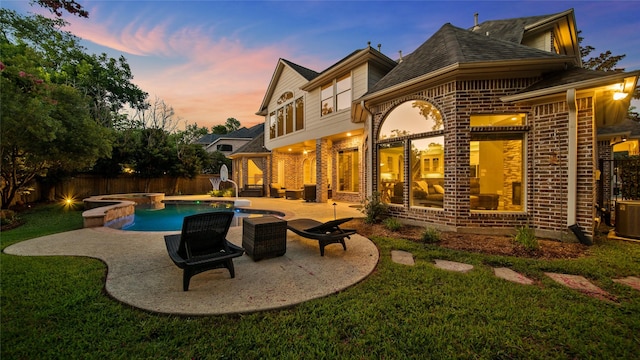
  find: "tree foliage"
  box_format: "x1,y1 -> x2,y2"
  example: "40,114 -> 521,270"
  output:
1,44 -> 112,208
32,0 -> 88,18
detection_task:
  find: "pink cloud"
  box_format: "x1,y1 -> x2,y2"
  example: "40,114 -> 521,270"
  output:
62,4 -> 289,129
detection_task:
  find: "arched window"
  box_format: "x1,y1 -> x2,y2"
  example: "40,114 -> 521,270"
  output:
270,92 -> 304,139
377,100 -> 444,208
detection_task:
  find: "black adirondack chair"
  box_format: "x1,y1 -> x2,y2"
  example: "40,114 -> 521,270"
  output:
164,211 -> 244,291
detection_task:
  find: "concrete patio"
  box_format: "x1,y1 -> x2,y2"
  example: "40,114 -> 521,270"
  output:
4,197 -> 378,315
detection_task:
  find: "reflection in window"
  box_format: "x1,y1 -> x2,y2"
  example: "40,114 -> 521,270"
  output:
378,100 -> 444,207
321,83 -> 334,115
470,133 -> 524,211
411,137 -> 444,207
338,149 -> 359,192
295,97 -> 304,131
270,93 -> 304,139
269,112 -> 276,139
379,100 -> 443,140
378,141 -> 404,204
321,73 -> 351,116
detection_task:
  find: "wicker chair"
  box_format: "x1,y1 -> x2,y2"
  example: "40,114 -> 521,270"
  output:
164,212 -> 244,291
287,217 -> 356,256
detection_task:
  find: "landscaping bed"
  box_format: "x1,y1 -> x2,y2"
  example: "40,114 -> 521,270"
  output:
347,218 -> 591,259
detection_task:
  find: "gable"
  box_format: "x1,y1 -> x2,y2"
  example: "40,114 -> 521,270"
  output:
256,59 -> 319,116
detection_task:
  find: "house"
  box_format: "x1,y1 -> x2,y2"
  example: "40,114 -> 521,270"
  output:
256,9 -> 639,242
196,123 -> 264,156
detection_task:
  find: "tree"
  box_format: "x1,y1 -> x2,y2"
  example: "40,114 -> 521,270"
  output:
0,9 -> 148,128
1,45 -> 112,208
211,124 -> 228,135
579,30 -> 639,121
225,117 -> 241,133
32,0 -> 88,18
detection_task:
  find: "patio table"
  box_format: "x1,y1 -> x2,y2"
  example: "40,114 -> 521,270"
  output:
242,216 -> 287,261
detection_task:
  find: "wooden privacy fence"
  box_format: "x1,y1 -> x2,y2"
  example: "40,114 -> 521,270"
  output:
19,174 -> 232,205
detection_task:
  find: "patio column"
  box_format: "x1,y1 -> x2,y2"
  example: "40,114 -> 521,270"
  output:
316,138 -> 330,203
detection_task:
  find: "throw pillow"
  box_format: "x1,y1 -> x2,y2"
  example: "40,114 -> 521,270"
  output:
433,184 -> 445,194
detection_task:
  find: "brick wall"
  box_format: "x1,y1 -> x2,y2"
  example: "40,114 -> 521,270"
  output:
368,77 -> 598,241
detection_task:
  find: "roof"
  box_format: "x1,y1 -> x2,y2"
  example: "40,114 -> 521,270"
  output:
196,123 -> 264,147
229,132 -> 269,157
470,13 -> 562,43
281,59 -> 319,81
598,118 -> 640,139
366,22 -> 572,95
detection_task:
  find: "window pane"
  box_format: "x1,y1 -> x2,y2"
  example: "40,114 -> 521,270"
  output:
338,149 -> 359,192
337,90 -> 351,111
411,137 -> 445,208
379,100 -> 442,140
295,97 -> 304,131
269,112 -> 276,139
470,135 -> 523,211
470,114 -> 525,126
248,158 -> 263,185
277,108 -> 284,136
321,83 -> 333,116
378,141 -> 404,204
336,73 -> 350,93
285,103 -> 293,134
277,91 -> 293,105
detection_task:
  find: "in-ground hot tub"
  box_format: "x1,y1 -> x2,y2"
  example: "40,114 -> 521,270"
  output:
615,200 -> 640,240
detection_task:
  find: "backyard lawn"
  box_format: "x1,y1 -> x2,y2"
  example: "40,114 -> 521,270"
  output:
1,204 -> 639,359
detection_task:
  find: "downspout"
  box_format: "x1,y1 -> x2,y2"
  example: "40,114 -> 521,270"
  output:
361,100 -> 374,197
566,89 -> 577,226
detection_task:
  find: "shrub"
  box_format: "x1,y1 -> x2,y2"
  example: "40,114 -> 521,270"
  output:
360,191 -> 389,224
383,217 -> 402,231
513,225 -> 539,251
421,227 -> 440,244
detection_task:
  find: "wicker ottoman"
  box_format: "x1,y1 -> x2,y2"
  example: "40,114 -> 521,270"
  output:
242,216 -> 287,261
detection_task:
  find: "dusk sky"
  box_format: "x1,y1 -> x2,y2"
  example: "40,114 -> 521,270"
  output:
4,0 -> 640,130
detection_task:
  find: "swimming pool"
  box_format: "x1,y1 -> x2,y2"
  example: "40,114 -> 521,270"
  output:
109,203 -> 284,231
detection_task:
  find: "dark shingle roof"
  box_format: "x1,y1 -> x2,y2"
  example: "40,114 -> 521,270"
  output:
281,59 -> 319,81
231,132 -> 269,155
469,14 -> 558,43
518,67 -> 616,93
368,23 -> 570,94
597,119 -> 640,138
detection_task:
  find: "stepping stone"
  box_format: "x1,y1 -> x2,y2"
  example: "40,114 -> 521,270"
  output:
493,267 -> 534,285
391,250 -> 414,266
613,276 -> 640,291
545,272 -> 616,302
434,259 -> 473,273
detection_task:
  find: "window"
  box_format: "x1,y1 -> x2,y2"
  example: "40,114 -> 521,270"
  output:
217,144 -> 233,152
378,100 -> 444,207
270,93 -> 304,139
247,158 -> 264,185
338,149 -> 359,192
411,137 -> 445,207
470,114 -> 526,211
321,73 -> 351,116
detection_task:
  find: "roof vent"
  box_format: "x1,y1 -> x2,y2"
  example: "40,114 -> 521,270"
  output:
474,13 -> 478,27
378,43 -> 382,52
398,50 -> 403,63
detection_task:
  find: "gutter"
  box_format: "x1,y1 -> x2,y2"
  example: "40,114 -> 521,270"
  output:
566,88 -> 577,227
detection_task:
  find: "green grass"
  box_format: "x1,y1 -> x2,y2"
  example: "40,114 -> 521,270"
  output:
2,204 -> 640,359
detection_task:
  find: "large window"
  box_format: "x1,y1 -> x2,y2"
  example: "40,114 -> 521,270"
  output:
270,92 -> 304,139
321,73 -> 351,116
378,100 -> 444,207
470,114 -> 526,211
247,158 -> 264,185
338,148 -> 359,192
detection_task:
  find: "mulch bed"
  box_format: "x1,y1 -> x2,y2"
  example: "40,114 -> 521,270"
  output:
346,218 -> 591,260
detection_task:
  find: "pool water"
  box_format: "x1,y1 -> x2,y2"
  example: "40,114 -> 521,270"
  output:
115,203 -> 283,232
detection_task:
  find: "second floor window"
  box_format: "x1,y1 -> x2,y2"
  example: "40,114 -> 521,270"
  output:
321,73 -> 351,116
270,92 -> 304,139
